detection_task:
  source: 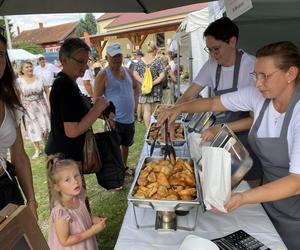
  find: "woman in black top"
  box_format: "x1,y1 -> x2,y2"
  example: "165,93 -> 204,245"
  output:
45,38 -> 108,161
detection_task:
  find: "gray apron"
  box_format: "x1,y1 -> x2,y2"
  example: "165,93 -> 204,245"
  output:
214,50 -> 262,180
248,85 -> 300,250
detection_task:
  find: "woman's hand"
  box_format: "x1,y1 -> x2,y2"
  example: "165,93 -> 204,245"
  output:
200,124 -> 221,144
224,192 -> 245,212
157,107 -> 181,126
93,96 -> 109,115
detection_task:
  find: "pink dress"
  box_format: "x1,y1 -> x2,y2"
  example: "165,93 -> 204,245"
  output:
48,195 -> 98,250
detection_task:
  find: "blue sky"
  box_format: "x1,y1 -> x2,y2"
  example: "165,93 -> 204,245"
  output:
8,13 -> 103,34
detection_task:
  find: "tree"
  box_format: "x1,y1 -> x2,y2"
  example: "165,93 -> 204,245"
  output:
13,43 -> 45,54
0,18 -> 14,38
75,13 -> 97,37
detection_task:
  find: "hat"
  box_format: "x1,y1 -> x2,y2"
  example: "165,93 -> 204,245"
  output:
136,52 -> 144,57
106,42 -> 123,57
38,55 -> 45,60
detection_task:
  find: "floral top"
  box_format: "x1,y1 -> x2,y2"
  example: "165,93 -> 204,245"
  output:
134,58 -> 164,98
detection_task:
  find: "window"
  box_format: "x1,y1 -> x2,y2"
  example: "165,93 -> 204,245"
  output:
156,33 -> 165,48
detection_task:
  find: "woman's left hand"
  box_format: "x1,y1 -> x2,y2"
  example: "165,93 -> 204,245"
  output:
200,125 -> 221,144
224,192 -> 244,212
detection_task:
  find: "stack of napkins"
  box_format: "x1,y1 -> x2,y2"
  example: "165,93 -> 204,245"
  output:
201,146 -> 231,212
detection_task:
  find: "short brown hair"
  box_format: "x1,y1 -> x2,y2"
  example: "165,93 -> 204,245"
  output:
256,41 -> 300,84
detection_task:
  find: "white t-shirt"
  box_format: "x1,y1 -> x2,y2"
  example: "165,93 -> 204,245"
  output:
34,63 -> 61,87
221,86 -> 300,174
0,105 -> 23,158
76,69 -> 94,96
193,50 -> 256,91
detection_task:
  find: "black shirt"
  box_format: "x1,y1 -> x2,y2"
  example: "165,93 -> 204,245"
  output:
45,72 -> 89,161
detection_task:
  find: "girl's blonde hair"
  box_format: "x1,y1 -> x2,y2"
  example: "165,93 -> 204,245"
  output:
19,60 -> 33,75
146,41 -> 158,54
46,154 -> 80,208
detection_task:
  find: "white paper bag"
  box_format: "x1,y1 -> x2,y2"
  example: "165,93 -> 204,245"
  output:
188,132 -> 211,163
201,146 -> 231,212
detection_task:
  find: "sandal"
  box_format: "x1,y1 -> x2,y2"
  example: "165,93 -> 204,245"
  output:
125,167 -> 134,176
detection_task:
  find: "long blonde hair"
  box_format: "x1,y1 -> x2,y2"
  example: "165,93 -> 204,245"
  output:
46,154 -> 80,208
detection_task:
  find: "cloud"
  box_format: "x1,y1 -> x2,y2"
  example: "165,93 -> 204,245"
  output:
8,13 -> 103,34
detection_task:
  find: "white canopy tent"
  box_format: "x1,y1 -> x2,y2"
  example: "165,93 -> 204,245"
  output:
7,49 -> 38,61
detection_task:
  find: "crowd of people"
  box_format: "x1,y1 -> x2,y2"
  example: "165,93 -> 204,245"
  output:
0,15 -> 300,250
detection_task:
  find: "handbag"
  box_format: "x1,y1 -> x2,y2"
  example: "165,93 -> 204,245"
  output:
0,161 -> 24,210
82,128 -> 102,174
141,66 -> 153,95
95,118 -> 125,190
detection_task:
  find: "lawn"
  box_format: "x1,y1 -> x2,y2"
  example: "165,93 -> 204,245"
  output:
26,120 -> 146,250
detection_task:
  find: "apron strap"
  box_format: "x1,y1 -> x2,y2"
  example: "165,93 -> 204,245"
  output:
250,98 -> 270,136
214,50 -> 243,94
280,84 -> 300,138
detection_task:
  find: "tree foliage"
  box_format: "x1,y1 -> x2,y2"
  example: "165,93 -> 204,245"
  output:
13,43 -> 45,54
75,13 -> 97,37
0,18 -> 15,38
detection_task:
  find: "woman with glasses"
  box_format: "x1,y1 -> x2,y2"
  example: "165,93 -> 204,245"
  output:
158,41 -> 300,249
176,17 -> 262,187
45,38 -> 108,165
0,32 -> 37,217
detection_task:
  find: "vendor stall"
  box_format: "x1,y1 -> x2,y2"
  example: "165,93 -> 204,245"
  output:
115,113 -> 287,250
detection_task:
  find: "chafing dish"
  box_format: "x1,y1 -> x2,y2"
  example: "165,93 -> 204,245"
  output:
128,156 -> 203,230
187,112 -> 216,133
198,124 -> 253,189
128,157 -> 202,211
145,121 -> 186,147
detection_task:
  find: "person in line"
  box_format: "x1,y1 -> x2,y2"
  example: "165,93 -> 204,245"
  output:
133,41 -> 165,127
76,60 -> 95,101
47,156 -> 106,249
160,55 -> 175,105
0,31 -> 37,217
175,17 -> 262,187
94,42 -> 139,176
130,51 -> 144,122
45,38 -> 109,169
158,41 -> 300,250
34,55 -> 61,88
17,61 -> 51,159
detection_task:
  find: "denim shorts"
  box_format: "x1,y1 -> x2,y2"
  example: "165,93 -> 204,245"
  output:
115,122 -> 135,147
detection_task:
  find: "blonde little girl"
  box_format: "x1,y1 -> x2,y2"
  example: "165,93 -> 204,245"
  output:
47,155 -> 106,249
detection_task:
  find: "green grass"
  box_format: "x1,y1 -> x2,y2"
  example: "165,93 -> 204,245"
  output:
26,120 -> 146,250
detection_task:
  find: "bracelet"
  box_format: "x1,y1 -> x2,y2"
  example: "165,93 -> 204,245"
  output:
75,234 -> 82,241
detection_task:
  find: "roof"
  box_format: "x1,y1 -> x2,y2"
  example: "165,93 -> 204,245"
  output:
103,3 -> 207,28
98,13 -> 122,21
13,21 -> 78,45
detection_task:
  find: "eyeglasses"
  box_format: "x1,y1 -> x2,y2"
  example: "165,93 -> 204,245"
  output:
70,56 -> 91,66
204,40 -> 229,54
250,69 -> 281,83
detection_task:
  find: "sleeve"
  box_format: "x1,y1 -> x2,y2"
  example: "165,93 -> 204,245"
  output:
289,111 -> 300,174
193,59 -> 214,88
82,70 -> 92,81
51,205 -> 71,223
220,86 -> 258,112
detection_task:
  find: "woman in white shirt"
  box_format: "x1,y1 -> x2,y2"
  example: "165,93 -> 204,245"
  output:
0,32 -> 37,218
158,41 -> 300,250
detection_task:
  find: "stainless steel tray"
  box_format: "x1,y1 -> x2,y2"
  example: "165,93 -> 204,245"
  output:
198,124 -> 253,189
128,156 -> 203,212
187,112 -> 216,133
145,121 -> 186,147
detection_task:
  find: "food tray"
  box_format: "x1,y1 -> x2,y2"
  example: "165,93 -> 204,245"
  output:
128,156 -> 203,212
145,121 -> 186,147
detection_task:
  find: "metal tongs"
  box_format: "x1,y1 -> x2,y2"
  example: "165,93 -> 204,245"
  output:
150,125 -> 160,156
164,119 -> 176,163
